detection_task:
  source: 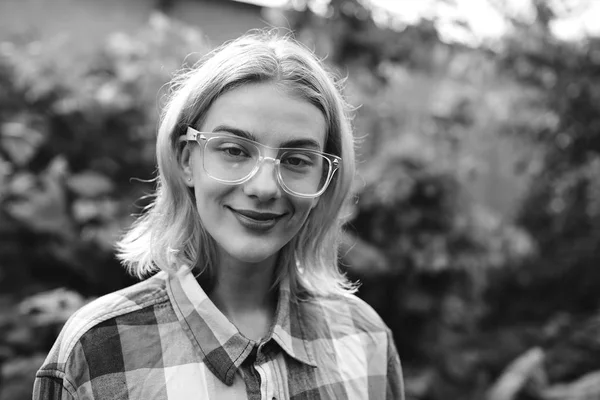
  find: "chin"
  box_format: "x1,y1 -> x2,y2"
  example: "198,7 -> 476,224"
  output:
224,242 -> 283,265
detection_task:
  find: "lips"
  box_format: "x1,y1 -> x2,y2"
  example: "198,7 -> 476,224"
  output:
227,207 -> 286,232
232,209 -> 285,221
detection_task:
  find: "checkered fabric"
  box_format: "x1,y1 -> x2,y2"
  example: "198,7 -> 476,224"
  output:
33,265 -> 404,400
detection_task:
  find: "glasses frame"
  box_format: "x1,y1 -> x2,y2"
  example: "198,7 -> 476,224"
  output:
182,127 -> 341,198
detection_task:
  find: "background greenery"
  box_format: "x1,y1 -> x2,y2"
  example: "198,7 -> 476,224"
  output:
1,1 -> 599,399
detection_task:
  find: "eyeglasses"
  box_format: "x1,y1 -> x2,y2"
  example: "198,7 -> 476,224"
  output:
182,127 -> 341,198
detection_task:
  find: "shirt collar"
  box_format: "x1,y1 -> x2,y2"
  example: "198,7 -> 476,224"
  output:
167,265 -> 316,386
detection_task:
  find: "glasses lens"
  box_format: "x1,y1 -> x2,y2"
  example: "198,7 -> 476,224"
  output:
202,136 -> 335,197
203,136 -> 259,181
279,150 -> 331,196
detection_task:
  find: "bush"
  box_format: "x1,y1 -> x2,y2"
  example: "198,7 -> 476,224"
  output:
0,13 -> 210,297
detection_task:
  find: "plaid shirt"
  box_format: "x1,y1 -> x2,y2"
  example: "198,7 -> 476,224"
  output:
33,265 -> 404,400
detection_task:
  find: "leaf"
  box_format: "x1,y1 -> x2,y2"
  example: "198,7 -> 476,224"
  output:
18,287 -> 87,326
7,172 -> 37,196
5,157 -> 72,236
72,198 -> 118,223
0,155 -> 13,200
0,121 -> 45,166
66,171 -> 114,198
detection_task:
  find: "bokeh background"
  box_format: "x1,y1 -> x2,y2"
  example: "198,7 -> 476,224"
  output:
1,0 -> 599,399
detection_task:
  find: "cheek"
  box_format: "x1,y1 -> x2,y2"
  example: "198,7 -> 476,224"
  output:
194,183 -> 229,208
192,179 -> 217,210
291,199 -> 317,223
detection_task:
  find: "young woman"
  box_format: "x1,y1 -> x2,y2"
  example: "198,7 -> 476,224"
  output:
33,32 -> 404,400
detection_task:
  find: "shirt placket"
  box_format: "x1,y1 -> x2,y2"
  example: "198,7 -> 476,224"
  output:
241,342 -> 286,400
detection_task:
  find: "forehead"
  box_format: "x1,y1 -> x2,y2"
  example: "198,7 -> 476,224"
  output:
200,83 -> 327,149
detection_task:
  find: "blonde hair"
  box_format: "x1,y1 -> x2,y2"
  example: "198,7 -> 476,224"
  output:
116,31 -> 357,299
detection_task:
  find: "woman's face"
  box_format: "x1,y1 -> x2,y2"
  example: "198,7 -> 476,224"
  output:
183,82 -> 326,267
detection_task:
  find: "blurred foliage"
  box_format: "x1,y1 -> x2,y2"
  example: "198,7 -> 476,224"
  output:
482,4 -> 600,398
486,4 -> 600,322
0,13 -> 208,297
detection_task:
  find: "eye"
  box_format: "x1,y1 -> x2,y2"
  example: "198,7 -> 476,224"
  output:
282,153 -> 314,168
225,147 -> 244,156
219,144 -> 251,158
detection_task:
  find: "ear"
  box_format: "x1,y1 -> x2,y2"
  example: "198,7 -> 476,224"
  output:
180,142 -> 195,187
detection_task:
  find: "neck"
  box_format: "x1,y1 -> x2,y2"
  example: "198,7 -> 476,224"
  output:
206,252 -> 279,340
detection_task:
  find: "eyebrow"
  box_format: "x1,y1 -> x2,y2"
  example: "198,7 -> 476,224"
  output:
212,125 -> 322,151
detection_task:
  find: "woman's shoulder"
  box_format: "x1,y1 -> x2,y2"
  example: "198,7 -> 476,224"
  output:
295,292 -> 398,393
298,292 -> 391,338
37,272 -> 171,374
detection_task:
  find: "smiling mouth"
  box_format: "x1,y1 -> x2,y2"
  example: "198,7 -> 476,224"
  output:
227,207 -> 286,231
230,207 -> 285,220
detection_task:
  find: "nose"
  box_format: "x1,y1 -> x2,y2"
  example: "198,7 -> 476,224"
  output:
242,157 -> 281,201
